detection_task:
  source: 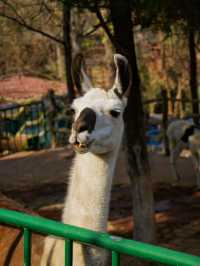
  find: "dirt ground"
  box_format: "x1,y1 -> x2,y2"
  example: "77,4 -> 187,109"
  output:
1,147 -> 200,263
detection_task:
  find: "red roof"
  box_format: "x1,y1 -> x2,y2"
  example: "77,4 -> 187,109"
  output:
0,75 -> 67,100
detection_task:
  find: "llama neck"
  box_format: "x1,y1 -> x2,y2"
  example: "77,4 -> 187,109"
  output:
62,150 -> 119,232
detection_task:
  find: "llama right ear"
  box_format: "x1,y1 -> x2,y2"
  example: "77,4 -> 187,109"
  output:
111,54 -> 132,98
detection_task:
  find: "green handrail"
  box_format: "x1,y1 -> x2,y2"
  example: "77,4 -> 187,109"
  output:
0,208 -> 200,266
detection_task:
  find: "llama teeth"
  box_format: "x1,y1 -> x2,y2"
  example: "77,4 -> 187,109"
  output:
74,142 -> 86,149
79,143 -> 86,148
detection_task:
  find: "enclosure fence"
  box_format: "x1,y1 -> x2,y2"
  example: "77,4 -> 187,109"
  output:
0,100 -> 49,153
0,93 -> 71,155
0,209 -> 200,266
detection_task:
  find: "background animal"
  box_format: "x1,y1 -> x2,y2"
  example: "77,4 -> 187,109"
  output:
167,119 -> 200,187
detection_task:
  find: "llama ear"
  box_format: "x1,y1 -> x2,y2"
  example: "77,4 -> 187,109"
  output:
111,54 -> 132,98
72,52 -> 93,95
80,66 -> 93,93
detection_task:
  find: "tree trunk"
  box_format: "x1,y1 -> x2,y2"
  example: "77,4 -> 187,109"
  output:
110,0 -> 155,243
174,85 -> 184,118
63,4 -> 75,103
188,28 -> 199,125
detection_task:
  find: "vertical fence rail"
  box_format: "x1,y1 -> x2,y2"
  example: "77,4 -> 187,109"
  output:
0,112 -> 2,151
11,108 -> 17,151
112,251 -> 120,266
5,110 -> 10,151
41,101 -> 48,147
24,228 -> 31,266
65,239 -> 73,266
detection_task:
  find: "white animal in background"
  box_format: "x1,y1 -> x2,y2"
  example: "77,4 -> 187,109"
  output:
40,54 -> 131,266
188,133 -> 200,188
167,119 -> 200,188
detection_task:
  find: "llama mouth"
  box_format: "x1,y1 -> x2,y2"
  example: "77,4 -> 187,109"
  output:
73,141 -> 90,154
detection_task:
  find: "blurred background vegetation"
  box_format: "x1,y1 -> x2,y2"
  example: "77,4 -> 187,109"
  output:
1,0 -> 200,113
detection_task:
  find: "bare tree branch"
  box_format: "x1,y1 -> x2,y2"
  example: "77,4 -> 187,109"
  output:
0,12 -> 64,45
83,18 -> 111,37
95,6 -> 115,45
0,0 -> 26,23
42,1 -> 53,14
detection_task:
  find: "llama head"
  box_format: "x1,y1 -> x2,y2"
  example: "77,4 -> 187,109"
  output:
69,54 -> 131,154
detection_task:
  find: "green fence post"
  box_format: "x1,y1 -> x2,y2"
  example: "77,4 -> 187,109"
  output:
24,228 -> 31,266
112,251 -> 120,266
65,239 -> 73,266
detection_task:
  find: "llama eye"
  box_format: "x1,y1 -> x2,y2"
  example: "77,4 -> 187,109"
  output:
71,108 -> 75,114
110,110 -> 120,118
68,107 -> 75,116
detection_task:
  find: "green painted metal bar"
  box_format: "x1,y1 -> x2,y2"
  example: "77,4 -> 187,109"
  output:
1,209 -> 200,266
24,228 -> 31,266
65,239 -> 73,266
112,251 -> 120,266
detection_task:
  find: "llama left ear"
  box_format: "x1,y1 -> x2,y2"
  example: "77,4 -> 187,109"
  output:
111,54 -> 132,98
81,66 -> 93,93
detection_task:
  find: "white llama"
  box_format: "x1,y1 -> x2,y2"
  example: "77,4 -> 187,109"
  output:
167,119 -> 200,187
41,54 -> 131,266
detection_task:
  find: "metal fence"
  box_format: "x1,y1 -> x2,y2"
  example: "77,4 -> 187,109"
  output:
0,209 -> 200,266
0,94 -> 71,155
0,101 -> 50,154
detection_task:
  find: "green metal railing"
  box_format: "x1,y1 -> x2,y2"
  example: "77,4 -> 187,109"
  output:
0,209 -> 200,266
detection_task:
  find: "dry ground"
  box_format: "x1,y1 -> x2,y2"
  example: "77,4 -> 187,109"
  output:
0,147 -> 200,264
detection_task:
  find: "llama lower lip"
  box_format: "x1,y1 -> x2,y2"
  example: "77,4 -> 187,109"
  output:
73,142 -> 89,154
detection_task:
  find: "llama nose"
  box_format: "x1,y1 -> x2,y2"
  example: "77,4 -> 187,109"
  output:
74,107 -> 96,134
